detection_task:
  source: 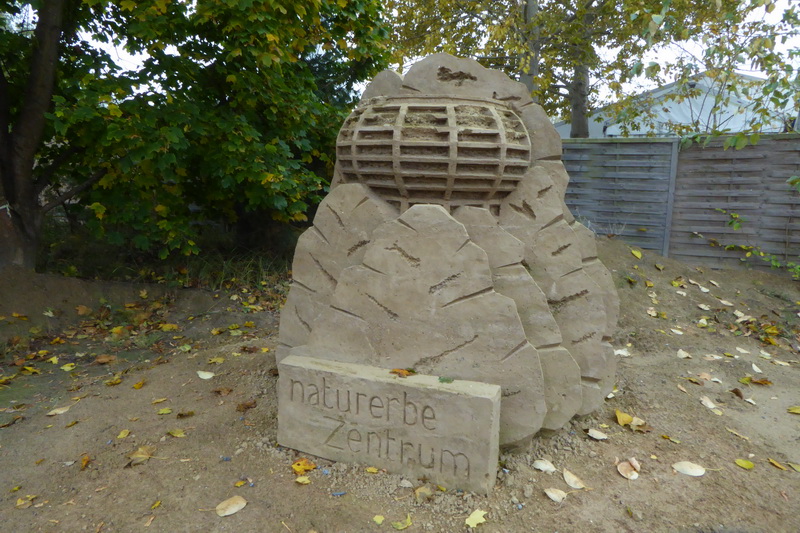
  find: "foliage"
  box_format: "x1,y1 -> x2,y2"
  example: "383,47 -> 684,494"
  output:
712,208 -> 800,279
608,0 -> 799,145
387,0 -> 764,137
0,0 -> 389,267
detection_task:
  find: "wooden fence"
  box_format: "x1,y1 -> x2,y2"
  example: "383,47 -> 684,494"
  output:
562,134 -> 800,271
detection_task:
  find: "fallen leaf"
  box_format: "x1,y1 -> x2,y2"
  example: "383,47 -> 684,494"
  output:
390,369 -> 415,378
366,467 -> 379,474
160,323 -> 180,332
630,249 -> 642,259
700,396 -> 717,409
65,420 -> 79,428
157,408 -> 172,415
414,485 -> 433,502
167,429 -> 186,438
391,513 -> 412,530
768,458 -> 788,471
93,355 -> 116,365
132,379 -> 146,390
677,349 -> 692,359
730,388 -> 745,399
789,406 -> 800,414
176,411 -> 195,419
151,398 -> 168,404
735,459 -> 754,470
207,356 -> 225,365
81,454 -> 91,471
544,488 -> 567,503
718,299 -> 733,306
615,409 -> 634,427
751,378 -> 772,386
787,463 -> 800,473
373,515 -> 385,525
151,500 -> 161,510
292,457 -> 316,475
60,363 -> 76,372
671,329 -> 684,335
752,363 -> 762,374
726,428 -> 750,440
617,461 -> 639,480
47,405 -> 72,416
196,371 -> 215,380
215,495 -> 247,517
105,374 -> 123,386
236,400 -> 256,412
465,509 -> 488,528
294,476 -> 311,485
75,305 -> 92,316
532,459 -> 556,473
126,445 -> 156,467
212,387 -> 233,396
698,304 -> 711,311
646,307 -> 658,317
116,429 -> 130,439
563,469 -> 588,489
672,461 -> 706,476
587,429 -> 608,441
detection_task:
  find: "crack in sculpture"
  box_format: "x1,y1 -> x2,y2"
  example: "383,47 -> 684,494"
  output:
330,305 -> 365,321
311,226 -> 330,245
347,240 -> 370,256
547,289 -> 590,311
441,287 -> 494,308
501,340 -> 528,362
551,243 -> 572,256
416,334 -> 479,372
366,293 -> 399,320
385,244 -> 421,267
295,307 -> 312,332
291,280 -> 316,294
310,254 -> 337,286
537,185 -> 553,199
571,331 -> 597,345
509,200 -> 536,220
429,273 -> 462,295
326,204 -> 345,228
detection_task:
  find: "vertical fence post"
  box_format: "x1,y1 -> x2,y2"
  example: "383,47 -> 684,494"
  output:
662,139 -> 679,257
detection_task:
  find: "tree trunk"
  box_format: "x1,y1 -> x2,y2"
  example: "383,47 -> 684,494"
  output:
569,63 -> 590,138
0,1 -> 67,270
519,0 -> 541,101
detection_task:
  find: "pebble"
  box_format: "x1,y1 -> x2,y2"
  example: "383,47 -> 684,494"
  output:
399,479 -> 414,488
523,486 -> 534,498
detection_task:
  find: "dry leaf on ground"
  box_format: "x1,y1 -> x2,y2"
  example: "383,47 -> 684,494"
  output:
215,495 -> 247,517
672,461 -> 705,476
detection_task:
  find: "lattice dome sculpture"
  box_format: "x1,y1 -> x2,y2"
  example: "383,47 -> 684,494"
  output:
336,97 -> 532,214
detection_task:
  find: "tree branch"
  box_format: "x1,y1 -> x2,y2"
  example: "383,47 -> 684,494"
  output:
34,146 -> 83,195
40,168 -> 106,215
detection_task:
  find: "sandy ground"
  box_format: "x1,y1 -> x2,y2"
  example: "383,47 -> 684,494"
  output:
1,237 -> 799,533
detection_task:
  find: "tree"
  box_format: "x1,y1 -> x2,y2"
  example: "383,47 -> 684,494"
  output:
0,0 -> 389,270
616,0 -> 799,146
387,0 -> 790,139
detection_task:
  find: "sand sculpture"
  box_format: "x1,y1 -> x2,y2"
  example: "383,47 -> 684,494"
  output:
277,54 -> 619,450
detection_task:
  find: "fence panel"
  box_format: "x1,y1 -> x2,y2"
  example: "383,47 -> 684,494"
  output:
562,138 -> 677,254
668,135 -> 800,270
562,134 -> 800,273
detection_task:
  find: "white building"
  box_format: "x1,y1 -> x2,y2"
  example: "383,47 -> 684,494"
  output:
554,71 -> 797,139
